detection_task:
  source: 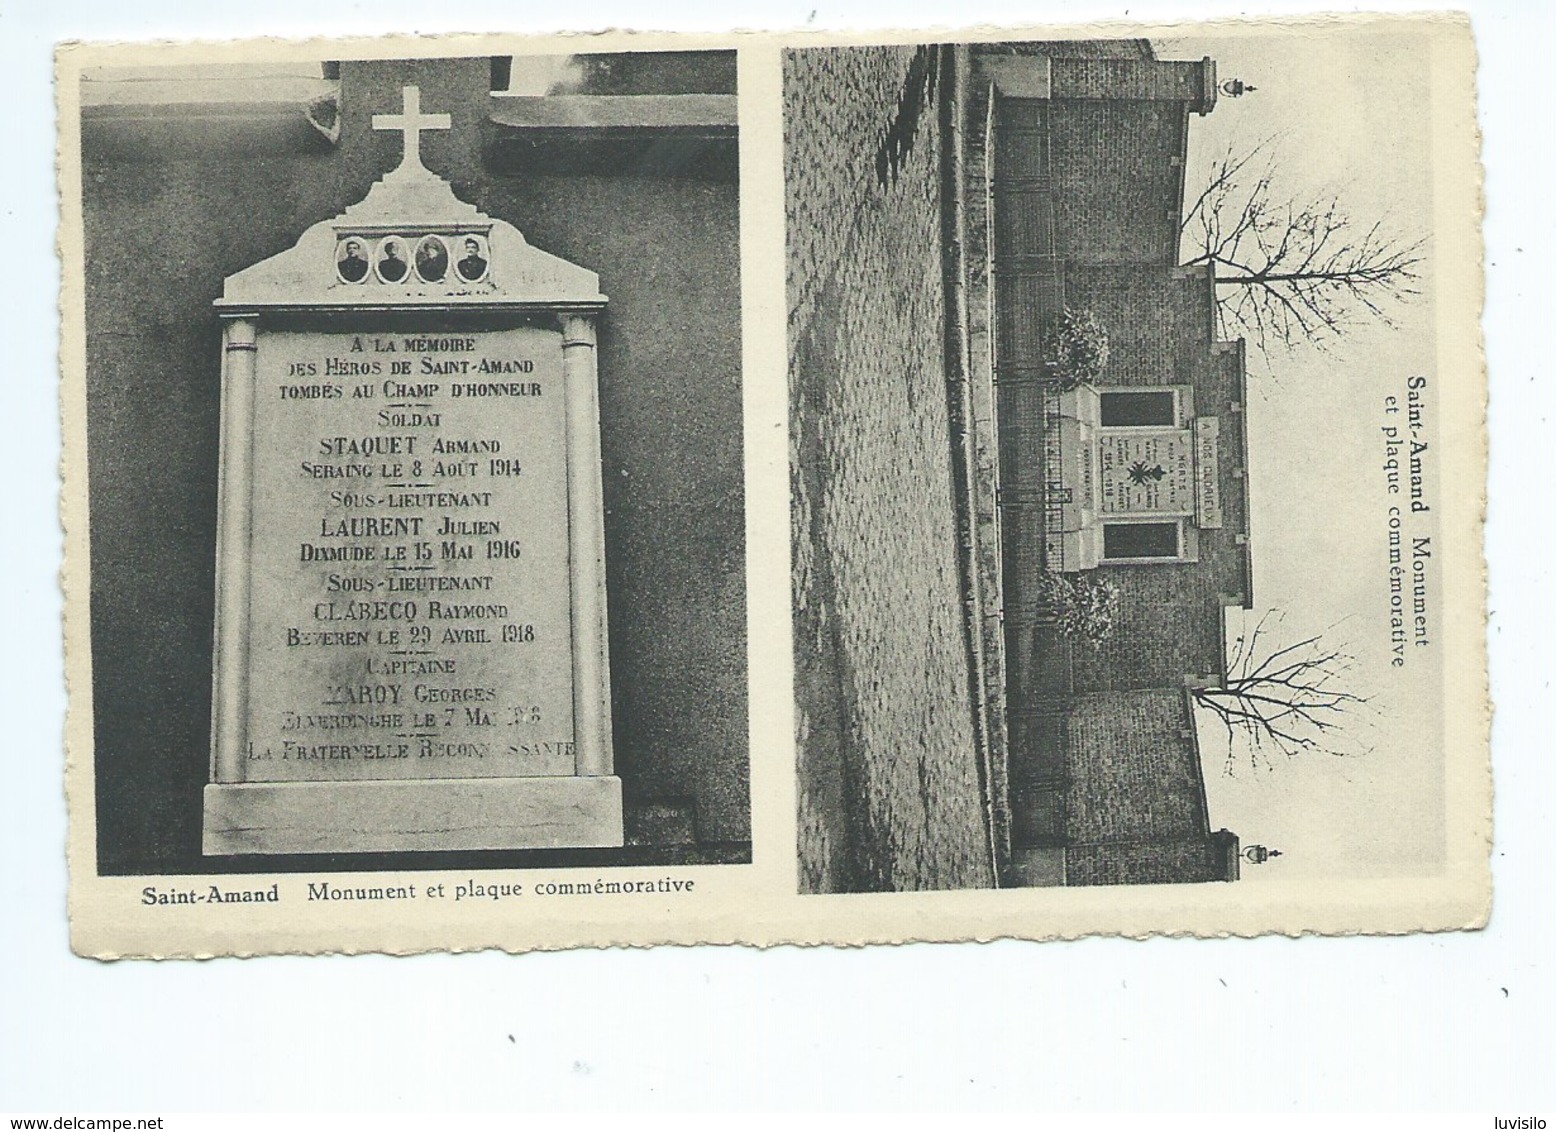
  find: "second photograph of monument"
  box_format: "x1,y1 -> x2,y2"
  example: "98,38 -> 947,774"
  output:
788,33 -> 1446,894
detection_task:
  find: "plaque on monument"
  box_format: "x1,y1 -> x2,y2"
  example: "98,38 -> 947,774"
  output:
1097,430 -> 1194,515
202,86 -> 622,854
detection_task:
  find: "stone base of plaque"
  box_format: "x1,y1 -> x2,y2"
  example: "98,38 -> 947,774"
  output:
202,776 -> 624,855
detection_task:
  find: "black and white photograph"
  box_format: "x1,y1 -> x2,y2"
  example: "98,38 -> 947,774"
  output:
788,31 -> 1480,897
72,48 -> 751,886
56,18 -> 1487,958
7,0 -> 1548,1117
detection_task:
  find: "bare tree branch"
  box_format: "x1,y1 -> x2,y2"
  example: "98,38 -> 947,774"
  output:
1193,610 -> 1373,773
1181,138 -> 1426,366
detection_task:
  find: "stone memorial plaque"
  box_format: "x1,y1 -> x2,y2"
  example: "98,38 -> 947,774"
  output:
201,86 -> 621,855
1097,431 -> 1194,515
1193,416 -> 1224,529
245,327 -> 575,782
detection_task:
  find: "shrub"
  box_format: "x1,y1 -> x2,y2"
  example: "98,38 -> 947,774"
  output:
1043,307 -> 1110,388
1036,570 -> 1121,648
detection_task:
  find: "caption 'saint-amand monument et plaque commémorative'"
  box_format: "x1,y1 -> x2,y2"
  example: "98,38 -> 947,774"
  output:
201,86 -> 623,854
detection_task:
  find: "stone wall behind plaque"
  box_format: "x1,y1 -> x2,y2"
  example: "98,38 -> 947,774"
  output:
80,58 -> 747,872
491,172 -> 749,846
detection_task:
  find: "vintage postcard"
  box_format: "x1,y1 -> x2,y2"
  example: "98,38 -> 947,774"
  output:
60,16 -> 1488,958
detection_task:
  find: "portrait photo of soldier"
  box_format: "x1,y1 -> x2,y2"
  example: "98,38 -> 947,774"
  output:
415,234 -> 449,282
335,237 -> 370,283
376,236 -> 409,282
456,234 -> 488,282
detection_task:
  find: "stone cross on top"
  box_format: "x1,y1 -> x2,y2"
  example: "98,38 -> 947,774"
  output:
372,85 -> 451,175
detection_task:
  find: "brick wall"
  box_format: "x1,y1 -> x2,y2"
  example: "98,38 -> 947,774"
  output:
1058,264 -> 1251,692
993,98 -> 1186,267
1061,263 -> 1214,383
1049,57 -> 1214,112
1047,101 -> 1187,264
1065,835 -> 1236,885
990,162 -> 1252,690
980,41 -> 1247,887
981,40 -> 1155,62
1066,587 -> 1227,690
1061,688 -> 1208,842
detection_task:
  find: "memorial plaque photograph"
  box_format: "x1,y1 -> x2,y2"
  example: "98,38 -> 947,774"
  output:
63,41 -> 753,948
200,91 -> 633,855
59,20 -> 1490,958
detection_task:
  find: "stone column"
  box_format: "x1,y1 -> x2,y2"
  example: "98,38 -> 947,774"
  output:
210,318 -> 258,784
561,314 -> 614,777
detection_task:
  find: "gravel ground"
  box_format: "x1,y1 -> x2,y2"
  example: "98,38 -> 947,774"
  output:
788,45 -> 995,893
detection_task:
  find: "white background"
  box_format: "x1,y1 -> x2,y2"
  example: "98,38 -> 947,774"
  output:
3,0 -> 1551,1112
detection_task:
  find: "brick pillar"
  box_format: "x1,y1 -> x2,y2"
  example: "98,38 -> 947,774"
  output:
1049,57 -> 1219,115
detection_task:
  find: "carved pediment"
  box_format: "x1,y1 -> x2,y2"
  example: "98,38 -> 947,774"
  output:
217,85 -> 605,314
